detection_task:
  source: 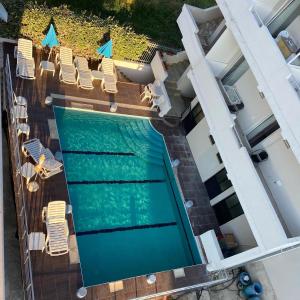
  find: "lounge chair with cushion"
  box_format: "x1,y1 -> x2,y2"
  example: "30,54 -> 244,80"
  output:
15,38 -> 35,80
56,47 -> 76,84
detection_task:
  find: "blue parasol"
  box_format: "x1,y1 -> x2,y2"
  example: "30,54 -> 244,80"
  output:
42,24 -> 59,60
97,39 -> 113,58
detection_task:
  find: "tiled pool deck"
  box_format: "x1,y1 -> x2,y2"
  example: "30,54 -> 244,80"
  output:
3,42 -> 220,300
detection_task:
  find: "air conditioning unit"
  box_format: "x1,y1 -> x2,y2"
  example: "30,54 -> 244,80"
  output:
251,150 -> 268,163
223,85 -> 242,105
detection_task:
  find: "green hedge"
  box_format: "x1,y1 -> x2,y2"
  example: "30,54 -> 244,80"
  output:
0,2 -> 150,61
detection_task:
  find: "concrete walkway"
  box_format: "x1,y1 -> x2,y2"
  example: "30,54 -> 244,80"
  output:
3,129 -> 23,300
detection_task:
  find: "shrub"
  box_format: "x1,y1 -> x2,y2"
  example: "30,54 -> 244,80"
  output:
0,2 -> 151,61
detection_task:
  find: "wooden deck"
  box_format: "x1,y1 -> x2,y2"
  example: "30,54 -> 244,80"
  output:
3,42 -> 220,300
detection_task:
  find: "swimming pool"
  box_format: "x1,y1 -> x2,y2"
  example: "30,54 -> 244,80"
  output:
54,107 -> 201,287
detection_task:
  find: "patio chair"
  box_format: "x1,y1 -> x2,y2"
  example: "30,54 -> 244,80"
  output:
42,200 -> 66,224
56,47 -> 76,84
45,220 -> 69,256
15,38 -> 35,80
74,56 -> 94,89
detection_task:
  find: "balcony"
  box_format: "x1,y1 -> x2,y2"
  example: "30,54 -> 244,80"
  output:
214,0 -> 300,165
177,4 -> 224,66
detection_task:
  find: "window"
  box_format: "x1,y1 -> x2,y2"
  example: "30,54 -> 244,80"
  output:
204,168 -> 232,199
213,193 -> 244,226
216,153 -> 223,164
209,134 -> 215,145
247,115 -> 279,147
183,103 -> 204,134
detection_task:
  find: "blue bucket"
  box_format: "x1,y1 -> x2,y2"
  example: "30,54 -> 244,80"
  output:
244,282 -> 263,297
239,272 -> 251,286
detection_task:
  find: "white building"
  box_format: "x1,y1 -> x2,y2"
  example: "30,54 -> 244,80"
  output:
155,0 -> 300,298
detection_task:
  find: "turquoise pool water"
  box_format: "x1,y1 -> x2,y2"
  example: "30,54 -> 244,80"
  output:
54,107 -> 201,286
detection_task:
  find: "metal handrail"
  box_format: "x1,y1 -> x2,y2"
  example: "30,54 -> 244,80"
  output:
125,41 -> 180,64
4,54 -> 35,300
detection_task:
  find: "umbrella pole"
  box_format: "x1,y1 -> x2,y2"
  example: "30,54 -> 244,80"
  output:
48,48 -> 52,61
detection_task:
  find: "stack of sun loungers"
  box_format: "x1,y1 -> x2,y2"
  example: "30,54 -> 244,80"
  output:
98,57 -> 118,94
15,38 -> 35,80
42,201 -> 69,256
56,47 -> 77,84
21,138 -> 63,179
74,56 -> 94,89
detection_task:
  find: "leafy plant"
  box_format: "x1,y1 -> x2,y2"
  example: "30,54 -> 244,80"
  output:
0,2 -> 150,61
0,0 -> 216,60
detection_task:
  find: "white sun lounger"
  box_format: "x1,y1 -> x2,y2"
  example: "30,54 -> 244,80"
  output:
22,138 -> 54,163
74,56 -> 89,72
77,70 -> 94,90
42,201 -> 66,224
21,139 -> 63,178
74,56 -> 94,89
45,220 -> 69,256
101,74 -> 118,93
16,39 -> 35,80
98,58 -> 117,79
38,160 -> 63,179
56,47 -> 76,84
98,58 -> 118,93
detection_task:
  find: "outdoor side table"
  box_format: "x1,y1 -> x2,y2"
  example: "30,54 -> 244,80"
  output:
17,123 -> 30,139
27,181 -> 39,193
40,61 -> 55,77
20,162 -> 36,185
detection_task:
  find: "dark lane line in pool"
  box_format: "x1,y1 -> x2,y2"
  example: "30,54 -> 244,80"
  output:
67,179 -> 166,185
76,222 -> 177,236
62,150 -> 135,156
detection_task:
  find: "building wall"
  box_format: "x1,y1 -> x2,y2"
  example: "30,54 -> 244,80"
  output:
188,4 -> 222,24
177,66 -> 195,98
220,214 -> 257,251
234,69 -> 273,135
254,130 -> 300,236
114,60 -> 154,84
186,119 -> 256,250
263,247 -> 300,300
206,29 -> 241,78
186,118 -> 223,182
